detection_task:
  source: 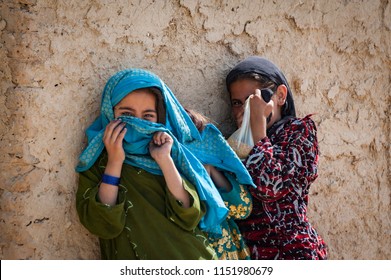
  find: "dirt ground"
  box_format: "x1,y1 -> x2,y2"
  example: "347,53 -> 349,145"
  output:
0,0 -> 390,259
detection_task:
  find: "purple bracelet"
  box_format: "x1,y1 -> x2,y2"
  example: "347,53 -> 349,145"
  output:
102,174 -> 120,186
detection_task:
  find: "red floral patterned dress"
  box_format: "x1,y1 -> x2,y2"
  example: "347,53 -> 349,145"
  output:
237,115 -> 327,260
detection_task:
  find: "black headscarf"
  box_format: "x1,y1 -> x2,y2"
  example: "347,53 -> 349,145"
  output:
226,56 -> 296,118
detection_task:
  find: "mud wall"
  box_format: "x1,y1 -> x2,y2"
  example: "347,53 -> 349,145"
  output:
0,0 -> 390,259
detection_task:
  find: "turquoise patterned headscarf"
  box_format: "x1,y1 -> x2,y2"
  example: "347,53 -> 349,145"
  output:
76,68 -> 253,234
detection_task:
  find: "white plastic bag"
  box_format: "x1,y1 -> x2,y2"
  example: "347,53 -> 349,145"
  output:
227,98 -> 254,159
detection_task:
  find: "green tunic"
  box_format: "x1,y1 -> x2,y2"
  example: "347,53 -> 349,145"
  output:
76,153 -> 217,260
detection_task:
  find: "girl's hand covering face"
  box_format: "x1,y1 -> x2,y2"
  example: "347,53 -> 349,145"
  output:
103,119 -> 127,163
230,79 -> 278,129
249,89 -> 274,122
149,131 -> 173,162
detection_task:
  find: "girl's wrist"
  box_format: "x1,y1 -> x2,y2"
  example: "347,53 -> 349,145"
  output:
154,154 -> 172,166
105,159 -> 123,177
107,154 -> 124,165
251,116 -> 267,143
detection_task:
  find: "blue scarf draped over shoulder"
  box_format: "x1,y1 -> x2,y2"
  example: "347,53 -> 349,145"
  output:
76,68 -> 253,234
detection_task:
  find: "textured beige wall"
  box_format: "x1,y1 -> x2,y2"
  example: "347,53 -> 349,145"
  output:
0,0 -> 390,260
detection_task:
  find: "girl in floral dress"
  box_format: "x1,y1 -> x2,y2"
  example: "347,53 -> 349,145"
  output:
226,57 -> 327,260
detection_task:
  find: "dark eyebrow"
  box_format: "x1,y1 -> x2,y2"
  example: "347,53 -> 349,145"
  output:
116,106 -> 135,111
143,109 -> 157,113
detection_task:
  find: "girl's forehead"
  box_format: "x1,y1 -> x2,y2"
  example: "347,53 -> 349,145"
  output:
119,89 -> 157,104
230,79 -> 260,99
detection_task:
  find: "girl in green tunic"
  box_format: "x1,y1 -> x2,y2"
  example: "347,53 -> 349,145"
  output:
76,69 -> 255,260
76,69 -> 226,260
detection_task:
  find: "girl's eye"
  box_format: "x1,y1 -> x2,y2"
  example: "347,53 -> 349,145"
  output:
121,112 -> 133,116
144,114 -> 155,119
231,100 -> 242,107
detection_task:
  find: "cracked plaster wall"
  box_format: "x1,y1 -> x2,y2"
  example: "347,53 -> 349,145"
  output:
0,0 -> 390,259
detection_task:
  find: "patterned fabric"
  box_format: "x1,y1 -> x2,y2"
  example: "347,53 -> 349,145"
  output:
178,122 -> 253,259
76,68 -> 254,234
185,124 -> 254,259
206,177 -> 252,260
186,124 -> 255,188
237,115 -> 327,259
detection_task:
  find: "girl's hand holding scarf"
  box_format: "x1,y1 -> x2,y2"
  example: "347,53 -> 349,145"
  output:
99,119 -> 127,205
103,119 -> 127,164
149,131 -> 191,208
149,131 -> 173,163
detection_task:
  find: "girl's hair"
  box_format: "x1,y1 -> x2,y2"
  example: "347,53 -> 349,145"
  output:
141,87 -> 166,124
227,73 -> 278,94
185,108 -> 210,132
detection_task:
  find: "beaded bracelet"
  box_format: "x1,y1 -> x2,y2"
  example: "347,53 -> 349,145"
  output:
102,174 -> 120,186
